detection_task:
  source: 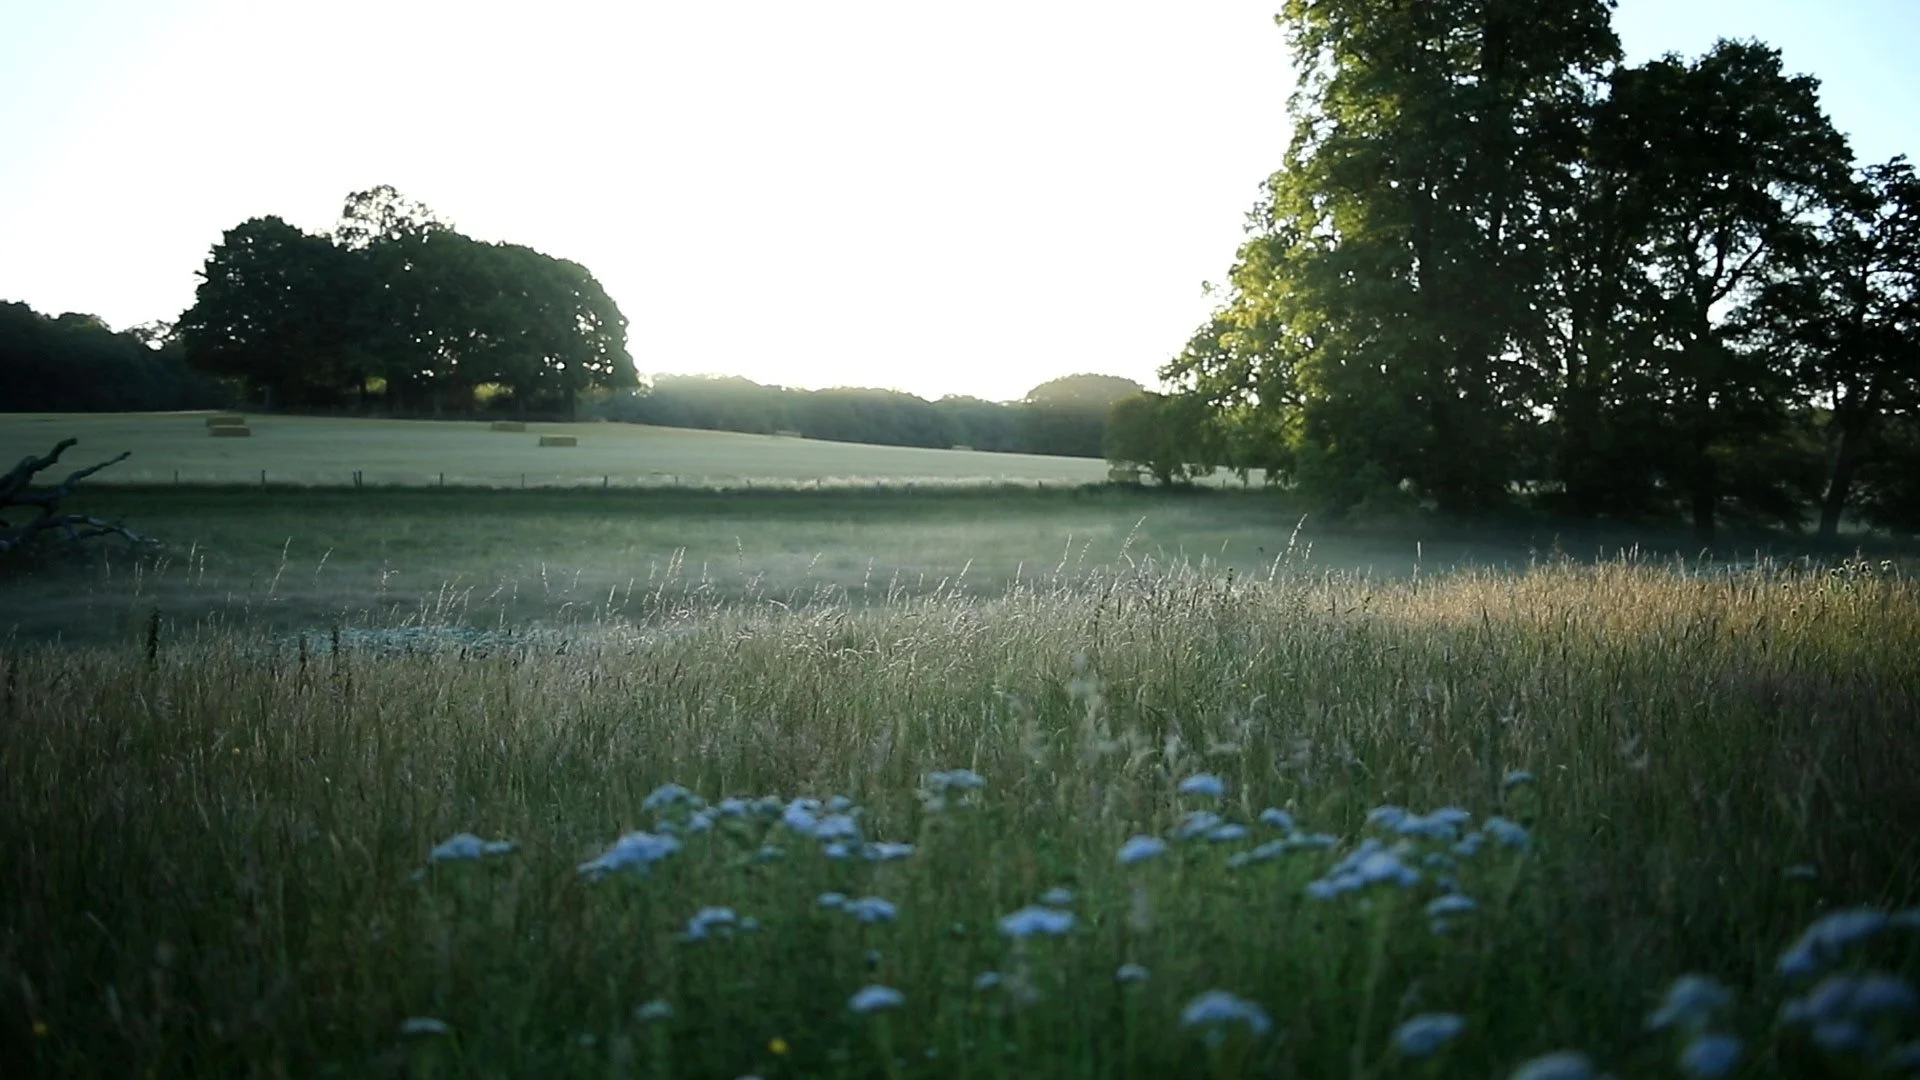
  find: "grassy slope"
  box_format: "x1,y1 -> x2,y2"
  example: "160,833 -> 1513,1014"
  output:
2,561 -> 1916,1077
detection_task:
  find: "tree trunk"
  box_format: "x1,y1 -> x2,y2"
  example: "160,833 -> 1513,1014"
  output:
1818,423 -> 1864,542
1690,446 -> 1718,549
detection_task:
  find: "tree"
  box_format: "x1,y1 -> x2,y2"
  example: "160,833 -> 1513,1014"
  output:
1762,157 -> 1920,539
1104,392 -> 1222,485
179,188 -> 636,415
2,302 -> 227,412
1191,0 -> 1621,513
334,184 -> 450,251
177,216 -> 366,408
1601,41 -> 1853,544
1020,373 -> 1143,458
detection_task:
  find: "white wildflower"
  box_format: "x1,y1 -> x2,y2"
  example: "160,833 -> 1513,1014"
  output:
1258,807 -> 1296,832
1809,1019 -> 1872,1055
844,896 -> 898,925
1116,963 -> 1151,983
781,799 -> 821,836
399,1017 -> 452,1036
973,971 -> 1003,991
1647,975 -> 1733,1032
1178,774 -> 1227,799
1366,805 -> 1410,829
814,814 -> 861,842
1425,894 -> 1478,919
429,833 -> 516,862
1507,1050 -> 1596,1080
577,831 -> 682,877
1483,816 -> 1531,850
1179,990 -> 1272,1039
1173,811 -> 1223,841
682,906 -> 738,942
999,905 -> 1076,939
641,783 -> 696,812
1208,823 -> 1251,844
847,985 -> 905,1014
1392,1013 -> 1465,1057
1039,887 -> 1074,907
1502,769 -> 1536,790
633,999 -> 673,1023
1117,835 -> 1169,866
1678,1034 -> 1743,1079
1778,909 -> 1892,977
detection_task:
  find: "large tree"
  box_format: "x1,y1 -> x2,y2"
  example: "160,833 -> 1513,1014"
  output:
1182,0 -> 1620,513
176,216 -> 366,408
179,188 -> 635,414
1761,157 -> 1920,539
1603,41 -> 1852,544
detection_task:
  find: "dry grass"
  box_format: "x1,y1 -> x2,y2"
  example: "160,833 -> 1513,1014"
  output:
2,557 -> 1916,1077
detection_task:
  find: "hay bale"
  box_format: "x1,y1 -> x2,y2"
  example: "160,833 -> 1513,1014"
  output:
205,414 -> 245,427
209,425 -> 252,438
490,421 -> 527,432
538,435 -> 577,447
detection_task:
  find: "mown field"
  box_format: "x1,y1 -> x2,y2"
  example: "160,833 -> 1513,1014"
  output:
0,413 -> 1127,489
4,416 -> 1919,1078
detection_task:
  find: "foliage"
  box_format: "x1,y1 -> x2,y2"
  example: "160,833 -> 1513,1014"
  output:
177,187 -> 635,417
1177,6 -> 1913,539
1103,391 -> 1222,485
599,374 -> 1143,459
0,302 -> 229,412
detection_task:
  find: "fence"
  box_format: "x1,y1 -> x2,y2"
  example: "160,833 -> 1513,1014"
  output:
86,468 -> 1264,492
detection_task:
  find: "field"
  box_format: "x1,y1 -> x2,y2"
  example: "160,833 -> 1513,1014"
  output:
0,413 -> 1128,489
4,416 -> 1919,1079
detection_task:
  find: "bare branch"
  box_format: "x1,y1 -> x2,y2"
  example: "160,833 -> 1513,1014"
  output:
0,439 -> 156,555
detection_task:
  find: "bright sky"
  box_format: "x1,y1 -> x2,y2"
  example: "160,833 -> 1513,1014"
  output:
2,2 -> 1915,403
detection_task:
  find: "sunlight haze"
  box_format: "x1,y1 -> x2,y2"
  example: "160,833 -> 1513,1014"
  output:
2,0 -> 1915,402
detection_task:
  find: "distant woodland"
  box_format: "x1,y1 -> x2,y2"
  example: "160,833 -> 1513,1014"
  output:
5,1 -> 1918,538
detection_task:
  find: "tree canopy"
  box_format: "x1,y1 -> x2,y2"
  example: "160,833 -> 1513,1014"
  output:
1166,3 -> 1919,539
177,187 -> 636,417
1,302 -> 227,412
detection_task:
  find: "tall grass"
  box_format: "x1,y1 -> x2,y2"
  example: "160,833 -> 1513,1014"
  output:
3,557 -> 1917,1077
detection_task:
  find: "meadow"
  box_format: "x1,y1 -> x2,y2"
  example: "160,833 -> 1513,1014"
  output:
3,416 -> 1919,1079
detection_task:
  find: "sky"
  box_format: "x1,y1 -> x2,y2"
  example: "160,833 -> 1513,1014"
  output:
2,1 -> 1916,404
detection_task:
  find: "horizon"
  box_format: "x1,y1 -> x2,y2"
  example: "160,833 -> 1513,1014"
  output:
2,0 -> 1915,402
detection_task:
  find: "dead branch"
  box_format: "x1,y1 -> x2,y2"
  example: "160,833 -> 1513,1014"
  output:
0,439 -> 157,554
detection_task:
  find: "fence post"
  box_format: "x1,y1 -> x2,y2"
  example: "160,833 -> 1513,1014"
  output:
260,469 -> 267,488
439,472 -> 445,487
603,475 -> 609,489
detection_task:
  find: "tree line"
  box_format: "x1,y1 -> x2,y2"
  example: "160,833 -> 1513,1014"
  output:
593,372 -> 1144,459
1112,1 -> 1918,541
0,302 -> 228,412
